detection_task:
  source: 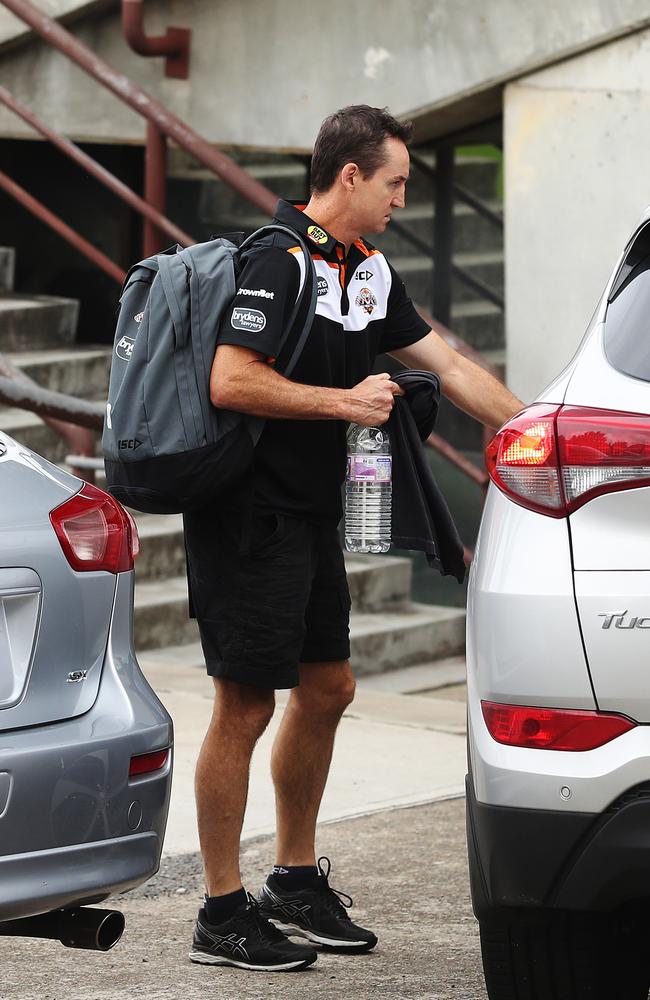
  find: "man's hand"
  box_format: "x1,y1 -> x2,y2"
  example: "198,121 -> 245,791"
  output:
343,373 -> 404,427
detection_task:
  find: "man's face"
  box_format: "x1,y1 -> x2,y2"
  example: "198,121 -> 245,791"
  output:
349,137 -> 410,235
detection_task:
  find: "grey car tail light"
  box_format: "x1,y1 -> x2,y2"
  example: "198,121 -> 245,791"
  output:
486,403 -> 650,516
50,483 -> 139,574
0,569 -> 41,708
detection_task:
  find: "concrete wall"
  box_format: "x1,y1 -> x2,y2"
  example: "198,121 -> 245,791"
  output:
1,0 -> 650,148
505,28 -> 650,402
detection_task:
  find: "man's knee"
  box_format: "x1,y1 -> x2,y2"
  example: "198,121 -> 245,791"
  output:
212,677 -> 275,740
295,660 -> 356,717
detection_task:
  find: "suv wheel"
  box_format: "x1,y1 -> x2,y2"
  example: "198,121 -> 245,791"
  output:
479,907 -> 650,1000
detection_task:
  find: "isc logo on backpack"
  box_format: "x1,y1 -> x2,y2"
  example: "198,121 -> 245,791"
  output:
231,307 -> 267,333
102,225 -> 317,515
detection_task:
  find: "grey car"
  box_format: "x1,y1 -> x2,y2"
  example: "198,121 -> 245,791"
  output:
0,431 -> 173,952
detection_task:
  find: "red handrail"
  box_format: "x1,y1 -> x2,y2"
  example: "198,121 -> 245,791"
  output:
0,85 -> 195,250
0,169 -> 126,283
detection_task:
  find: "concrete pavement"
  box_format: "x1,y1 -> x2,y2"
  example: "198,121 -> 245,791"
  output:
136,645 -> 468,857
2,653 -> 483,999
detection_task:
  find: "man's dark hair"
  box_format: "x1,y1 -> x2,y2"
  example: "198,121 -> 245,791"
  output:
310,105 -> 412,194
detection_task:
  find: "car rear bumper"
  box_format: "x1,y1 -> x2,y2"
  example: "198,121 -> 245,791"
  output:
467,774 -> 650,915
0,832 -> 161,921
0,573 -> 174,919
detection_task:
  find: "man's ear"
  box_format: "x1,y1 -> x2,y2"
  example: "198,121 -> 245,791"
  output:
340,162 -> 359,192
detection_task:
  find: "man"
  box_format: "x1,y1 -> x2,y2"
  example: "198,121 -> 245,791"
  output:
184,105 -> 524,973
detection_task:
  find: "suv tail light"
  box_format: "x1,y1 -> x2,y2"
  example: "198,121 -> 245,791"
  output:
486,404 -> 650,517
50,483 -> 139,573
481,701 -> 636,751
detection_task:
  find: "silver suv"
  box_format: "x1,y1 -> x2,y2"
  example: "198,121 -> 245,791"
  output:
0,433 -> 173,952
467,209 -> 650,1000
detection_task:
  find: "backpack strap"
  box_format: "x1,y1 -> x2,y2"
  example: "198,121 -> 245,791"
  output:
238,224 -> 318,446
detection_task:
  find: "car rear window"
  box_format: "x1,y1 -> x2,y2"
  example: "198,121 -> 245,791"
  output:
604,223 -> 650,382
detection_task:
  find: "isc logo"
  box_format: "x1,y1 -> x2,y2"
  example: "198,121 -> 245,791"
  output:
118,438 -> 142,450
355,270 -> 374,281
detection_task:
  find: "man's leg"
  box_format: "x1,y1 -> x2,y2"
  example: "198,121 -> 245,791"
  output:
271,659 -> 355,866
195,677 -> 275,895
261,660 -> 377,952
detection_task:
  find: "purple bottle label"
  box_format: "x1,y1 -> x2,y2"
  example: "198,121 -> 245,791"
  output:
346,455 -> 392,483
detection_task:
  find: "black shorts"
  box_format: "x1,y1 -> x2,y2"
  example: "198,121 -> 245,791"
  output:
183,505 -> 351,689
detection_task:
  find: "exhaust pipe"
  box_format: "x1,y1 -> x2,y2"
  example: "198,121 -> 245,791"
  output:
0,907 -> 125,951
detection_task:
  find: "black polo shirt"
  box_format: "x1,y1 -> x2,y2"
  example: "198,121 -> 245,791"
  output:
217,200 -> 430,523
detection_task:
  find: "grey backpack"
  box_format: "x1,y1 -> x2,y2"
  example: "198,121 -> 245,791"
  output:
102,226 -> 316,514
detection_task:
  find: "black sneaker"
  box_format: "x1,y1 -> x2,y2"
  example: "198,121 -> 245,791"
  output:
189,893 -> 317,971
258,857 -> 378,952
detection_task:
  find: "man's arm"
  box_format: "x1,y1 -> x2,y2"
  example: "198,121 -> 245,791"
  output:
210,344 -> 403,427
390,330 -> 524,430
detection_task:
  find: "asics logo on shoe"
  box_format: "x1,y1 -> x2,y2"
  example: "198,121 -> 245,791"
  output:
200,925 -> 250,961
263,885 -> 311,918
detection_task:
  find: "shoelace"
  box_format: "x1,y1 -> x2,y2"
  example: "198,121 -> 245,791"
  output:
244,893 -> 286,942
316,856 -> 354,919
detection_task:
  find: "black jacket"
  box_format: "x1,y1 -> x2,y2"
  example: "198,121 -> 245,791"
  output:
388,371 -> 466,583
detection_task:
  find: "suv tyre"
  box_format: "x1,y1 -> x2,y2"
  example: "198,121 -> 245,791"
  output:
478,908 -> 650,1000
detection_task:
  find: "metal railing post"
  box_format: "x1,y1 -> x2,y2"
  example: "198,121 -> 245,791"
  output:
432,143 -> 454,325
144,121 -> 167,256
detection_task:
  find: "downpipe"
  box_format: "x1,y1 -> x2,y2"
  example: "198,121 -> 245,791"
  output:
0,907 -> 125,951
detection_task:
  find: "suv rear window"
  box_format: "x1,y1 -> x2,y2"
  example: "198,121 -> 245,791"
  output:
604,224 -> 650,381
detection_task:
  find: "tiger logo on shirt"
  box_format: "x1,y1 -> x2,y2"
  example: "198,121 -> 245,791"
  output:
355,287 -> 378,315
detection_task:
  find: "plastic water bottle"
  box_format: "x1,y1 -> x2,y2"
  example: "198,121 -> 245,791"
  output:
345,425 -> 392,554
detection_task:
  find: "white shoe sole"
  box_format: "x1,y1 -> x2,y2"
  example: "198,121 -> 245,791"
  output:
188,948 -> 314,971
269,919 -> 375,950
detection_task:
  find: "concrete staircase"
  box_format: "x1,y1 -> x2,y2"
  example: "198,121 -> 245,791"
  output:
0,243 -> 466,682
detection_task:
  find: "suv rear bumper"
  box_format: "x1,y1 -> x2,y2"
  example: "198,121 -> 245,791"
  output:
467,775 -> 650,914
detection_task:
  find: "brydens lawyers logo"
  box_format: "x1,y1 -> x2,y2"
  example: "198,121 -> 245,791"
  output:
355,287 -> 378,315
116,335 -> 135,361
231,307 -> 267,333
307,225 -> 328,245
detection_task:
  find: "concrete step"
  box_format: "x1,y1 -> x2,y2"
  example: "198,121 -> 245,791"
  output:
350,604 -> 465,676
134,576 -> 198,650
356,654 -> 466,693
133,511 -> 414,606
0,248 -> 15,292
0,407 -> 72,463
6,346 -> 111,398
167,150 -> 501,206
408,153 -> 502,202
132,571 -> 465,664
450,299 -> 504,352
133,584 -> 466,674
372,201 -> 503,257
133,513 -> 187,583
195,199 -> 503,257
0,294 -> 78,352
391,249 -> 503,306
